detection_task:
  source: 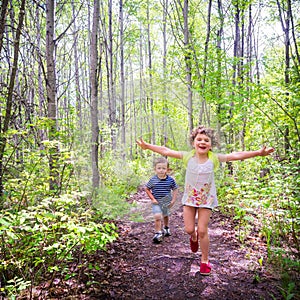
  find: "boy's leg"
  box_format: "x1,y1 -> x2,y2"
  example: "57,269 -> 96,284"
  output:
152,204 -> 164,242
197,208 -> 212,263
154,213 -> 162,232
163,215 -> 169,227
163,215 -> 171,236
152,212 -> 164,243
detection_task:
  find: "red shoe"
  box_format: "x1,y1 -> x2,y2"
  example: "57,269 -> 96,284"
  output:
200,262 -> 211,276
189,235 -> 199,253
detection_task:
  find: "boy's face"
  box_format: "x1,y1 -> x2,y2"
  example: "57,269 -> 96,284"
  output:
155,162 -> 168,179
193,133 -> 212,154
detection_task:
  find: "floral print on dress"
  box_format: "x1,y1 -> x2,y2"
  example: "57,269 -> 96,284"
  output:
185,182 -> 215,207
181,154 -> 218,208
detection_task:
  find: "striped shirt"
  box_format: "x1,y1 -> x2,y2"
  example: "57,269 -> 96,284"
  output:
145,175 -> 178,200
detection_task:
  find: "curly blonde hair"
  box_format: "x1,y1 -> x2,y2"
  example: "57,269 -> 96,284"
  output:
189,125 -> 217,147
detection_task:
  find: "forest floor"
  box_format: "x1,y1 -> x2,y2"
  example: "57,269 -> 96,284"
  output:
21,190 -> 296,300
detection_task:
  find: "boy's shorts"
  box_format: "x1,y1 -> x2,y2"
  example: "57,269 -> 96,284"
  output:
152,194 -> 172,217
152,203 -> 171,217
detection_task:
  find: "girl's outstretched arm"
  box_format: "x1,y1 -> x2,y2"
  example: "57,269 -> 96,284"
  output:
136,138 -> 182,159
225,146 -> 274,162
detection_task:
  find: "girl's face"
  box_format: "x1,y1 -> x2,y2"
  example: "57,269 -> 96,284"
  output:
155,162 -> 168,179
193,133 -> 212,154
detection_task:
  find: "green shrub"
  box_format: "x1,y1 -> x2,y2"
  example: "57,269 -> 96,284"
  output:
0,191 -> 118,298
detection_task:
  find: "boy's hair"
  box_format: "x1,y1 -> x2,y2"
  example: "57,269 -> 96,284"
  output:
153,157 -> 169,168
189,125 -> 217,147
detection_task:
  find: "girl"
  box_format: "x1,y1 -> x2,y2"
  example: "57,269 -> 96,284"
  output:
136,125 -> 274,275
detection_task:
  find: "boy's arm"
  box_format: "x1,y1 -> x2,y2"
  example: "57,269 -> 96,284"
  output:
145,187 -> 159,205
225,146 -> 274,162
136,138 -> 182,159
170,188 -> 178,208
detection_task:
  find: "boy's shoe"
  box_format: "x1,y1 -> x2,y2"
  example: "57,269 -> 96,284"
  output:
200,262 -> 211,276
163,226 -> 171,236
190,235 -> 199,253
153,232 -> 163,243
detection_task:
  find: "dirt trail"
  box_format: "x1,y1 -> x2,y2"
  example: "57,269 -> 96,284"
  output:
86,191 -> 283,300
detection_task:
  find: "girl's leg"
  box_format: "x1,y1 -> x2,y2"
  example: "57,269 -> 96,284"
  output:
183,206 -> 197,241
197,208 -> 212,263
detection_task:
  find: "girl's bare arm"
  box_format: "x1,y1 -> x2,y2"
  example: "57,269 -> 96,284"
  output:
225,146 -> 274,162
136,138 -> 182,159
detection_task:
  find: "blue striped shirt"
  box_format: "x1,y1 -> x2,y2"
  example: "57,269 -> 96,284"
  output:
145,175 -> 178,200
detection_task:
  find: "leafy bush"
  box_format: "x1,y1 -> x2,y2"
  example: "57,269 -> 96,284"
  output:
217,156 -> 299,296
0,191 -> 118,298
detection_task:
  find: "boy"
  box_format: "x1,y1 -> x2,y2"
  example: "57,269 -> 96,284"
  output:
145,157 -> 178,243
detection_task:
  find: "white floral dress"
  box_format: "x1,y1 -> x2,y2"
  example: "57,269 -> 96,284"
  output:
181,153 -> 218,209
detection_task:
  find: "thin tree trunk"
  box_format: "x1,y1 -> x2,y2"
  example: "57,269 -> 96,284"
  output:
277,0 -> 291,152
289,0 -> 300,75
216,0 -> 224,143
0,0 -> 9,54
107,0 -> 116,149
72,0 -> 83,136
146,0 -> 155,144
229,1 -> 241,148
119,0 -> 125,149
46,0 -> 60,191
90,0 -> 100,189
139,22 -> 146,137
36,4 -> 46,148
199,0 -> 212,125
183,0 -> 193,132
162,0 -> 168,146
0,0 -> 26,204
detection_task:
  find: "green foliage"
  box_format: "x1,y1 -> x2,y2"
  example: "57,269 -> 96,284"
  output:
0,192 -> 118,297
279,274 -> 297,300
99,151 -> 144,196
93,186 -> 134,220
218,154 -> 299,295
90,153 -> 148,220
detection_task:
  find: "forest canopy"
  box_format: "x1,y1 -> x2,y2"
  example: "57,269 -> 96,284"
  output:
0,0 -> 299,298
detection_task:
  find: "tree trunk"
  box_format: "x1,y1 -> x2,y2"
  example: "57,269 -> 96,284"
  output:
107,0 -> 117,149
0,0 -> 26,204
0,0 -> 9,54
36,4 -> 46,148
119,0 -> 125,150
146,0 -> 155,144
162,0 -> 168,146
46,0 -> 60,192
277,0 -> 292,152
216,0 -> 224,142
72,0 -> 83,136
90,0 -> 100,189
183,0 -> 193,132
199,0 -> 212,125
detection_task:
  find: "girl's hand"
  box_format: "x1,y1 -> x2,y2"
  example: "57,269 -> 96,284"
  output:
259,146 -> 275,156
136,138 -> 148,150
